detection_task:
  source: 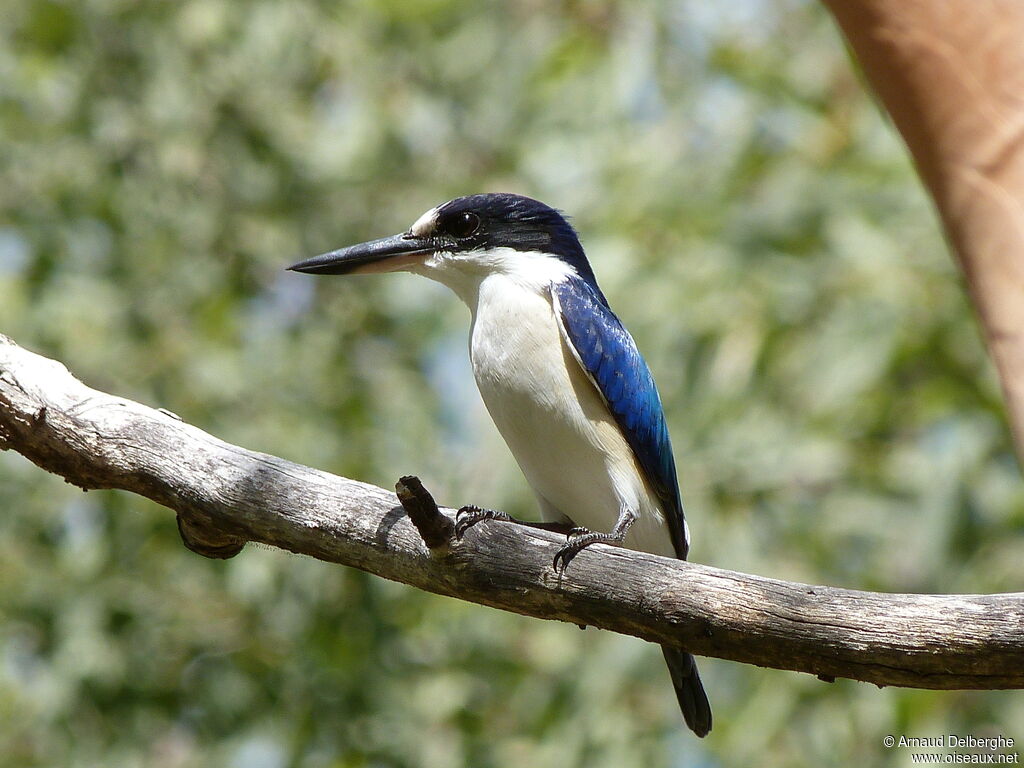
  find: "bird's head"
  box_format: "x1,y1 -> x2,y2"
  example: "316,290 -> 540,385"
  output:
288,193 -> 601,301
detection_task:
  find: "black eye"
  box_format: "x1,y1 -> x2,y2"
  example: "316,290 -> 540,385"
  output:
447,212 -> 481,238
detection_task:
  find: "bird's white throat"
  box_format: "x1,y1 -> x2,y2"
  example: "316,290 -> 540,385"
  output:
410,247 -> 577,308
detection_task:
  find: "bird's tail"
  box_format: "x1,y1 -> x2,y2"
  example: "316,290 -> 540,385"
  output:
661,646 -> 712,738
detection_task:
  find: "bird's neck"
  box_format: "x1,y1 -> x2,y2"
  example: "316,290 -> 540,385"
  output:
410,247 -> 577,311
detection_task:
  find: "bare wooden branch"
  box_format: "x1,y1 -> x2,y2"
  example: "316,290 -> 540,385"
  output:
1,333 -> 1023,690
396,475 -> 455,550
822,0 -> 1024,463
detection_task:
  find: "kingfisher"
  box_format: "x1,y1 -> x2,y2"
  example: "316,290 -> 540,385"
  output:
288,193 -> 712,737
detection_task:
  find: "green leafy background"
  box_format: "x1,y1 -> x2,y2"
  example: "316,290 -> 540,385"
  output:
1,1 -> 1022,766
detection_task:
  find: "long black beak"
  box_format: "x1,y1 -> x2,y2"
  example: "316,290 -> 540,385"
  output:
287,233 -> 434,275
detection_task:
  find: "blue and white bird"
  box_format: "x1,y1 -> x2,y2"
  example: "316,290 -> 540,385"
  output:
288,193 -> 712,737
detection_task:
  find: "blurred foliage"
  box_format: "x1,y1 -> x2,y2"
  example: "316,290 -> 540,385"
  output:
1,0 -> 1023,766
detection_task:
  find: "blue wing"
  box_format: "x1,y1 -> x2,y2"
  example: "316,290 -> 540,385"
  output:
552,277 -> 688,559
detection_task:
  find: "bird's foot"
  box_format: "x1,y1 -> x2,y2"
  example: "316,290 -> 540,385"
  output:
455,506 -> 576,539
552,527 -> 625,573
455,505 -> 513,539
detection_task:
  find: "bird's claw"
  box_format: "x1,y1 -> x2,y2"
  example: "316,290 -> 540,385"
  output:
454,505 -> 511,539
552,528 -> 602,573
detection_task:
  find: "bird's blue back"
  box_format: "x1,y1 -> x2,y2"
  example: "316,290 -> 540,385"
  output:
553,277 -> 688,560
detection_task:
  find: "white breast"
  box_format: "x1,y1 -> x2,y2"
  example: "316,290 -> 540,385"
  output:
465,272 -> 676,558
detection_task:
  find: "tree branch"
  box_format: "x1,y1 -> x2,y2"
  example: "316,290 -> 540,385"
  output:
1,333 -> 1022,690
822,0 -> 1024,464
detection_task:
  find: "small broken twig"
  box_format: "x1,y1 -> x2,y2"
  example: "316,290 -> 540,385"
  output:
396,475 -> 455,549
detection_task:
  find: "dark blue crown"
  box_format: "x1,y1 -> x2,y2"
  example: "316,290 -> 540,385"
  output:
433,193 -> 605,301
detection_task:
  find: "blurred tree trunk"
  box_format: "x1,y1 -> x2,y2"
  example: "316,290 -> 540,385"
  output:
823,0 -> 1024,464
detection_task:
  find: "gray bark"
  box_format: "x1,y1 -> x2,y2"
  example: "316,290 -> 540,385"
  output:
2,333 -> 1022,690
